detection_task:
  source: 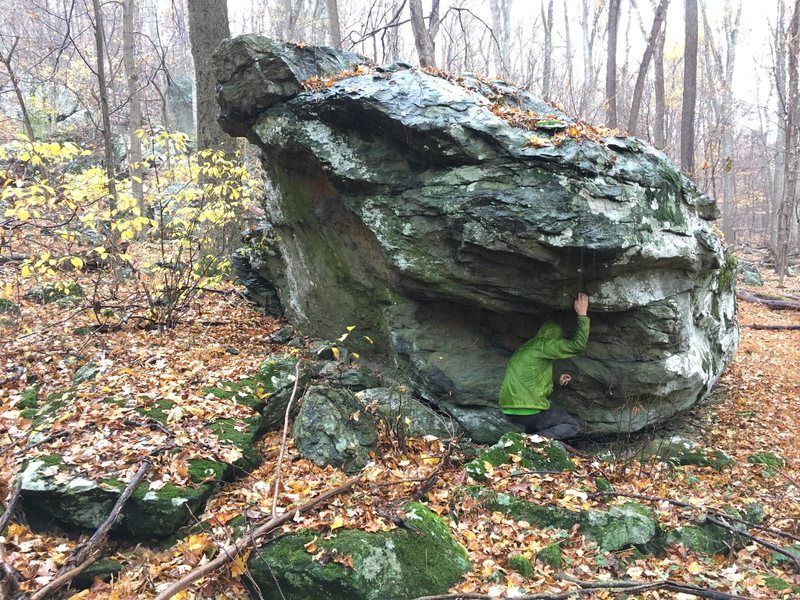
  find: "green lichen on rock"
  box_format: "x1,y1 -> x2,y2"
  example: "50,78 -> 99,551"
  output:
718,253 -> 738,291
461,486 -> 579,530
203,377 -> 263,410
206,416 -> 263,473
535,543 -> 563,569
581,502 -> 658,551
245,502 -> 469,600
187,459 -> 227,484
125,480 -> 216,539
508,554 -> 534,578
18,386 -> 39,420
464,432 -> 574,481
769,543 -> 800,566
664,524 -> 730,555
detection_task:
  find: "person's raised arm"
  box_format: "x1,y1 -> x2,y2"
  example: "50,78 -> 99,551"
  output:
539,293 -> 590,358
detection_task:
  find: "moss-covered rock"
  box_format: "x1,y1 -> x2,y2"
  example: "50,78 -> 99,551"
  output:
535,543 -> 563,569
0,298 -> 20,315
18,385 -> 39,420
748,452 -> 784,477
640,436 -> 735,471
24,281 -> 84,305
581,502 -> 658,551
508,554 -> 535,577
464,432 -> 574,481
461,486 -> 579,530
73,559 -> 123,588
258,353 -> 310,431
664,524 -> 731,555
245,502 -> 470,600
769,543 -> 800,566
356,387 -> 462,439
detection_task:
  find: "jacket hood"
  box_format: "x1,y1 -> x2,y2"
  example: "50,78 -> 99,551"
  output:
537,320 -> 562,340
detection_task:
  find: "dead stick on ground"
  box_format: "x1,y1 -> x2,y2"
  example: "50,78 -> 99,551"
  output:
29,557 -> 100,600
271,360 -> 302,518
0,478 -> 22,535
412,579 -> 750,600
30,460 -> 151,600
743,323 -> 800,330
153,477 -> 359,600
704,514 -> 800,570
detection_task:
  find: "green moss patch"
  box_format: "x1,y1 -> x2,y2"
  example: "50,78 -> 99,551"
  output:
748,452 -> 784,477
461,486 -> 579,530
580,502 -> 659,552
465,432 -> 574,481
0,298 -> 20,315
535,543 -> 563,569
508,554 -> 534,577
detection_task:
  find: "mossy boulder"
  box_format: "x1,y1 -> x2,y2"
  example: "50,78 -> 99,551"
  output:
258,353 -> 310,431
508,554 -> 535,578
0,298 -> 20,315
640,436 -> 735,471
580,502 -> 659,551
664,524 -> 731,555
355,387 -> 462,439
769,543 -> 800,566
292,385 -> 378,473
18,456 -> 220,539
738,260 -> 764,286
461,486 -> 579,530
535,543 -> 563,569
464,432 -> 574,481
245,502 -> 470,600
24,281 -> 84,305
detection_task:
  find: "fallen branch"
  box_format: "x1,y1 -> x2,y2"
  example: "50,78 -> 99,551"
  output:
743,323 -> 800,330
737,289 -> 800,312
153,476 -> 359,600
271,359 -> 302,518
411,577 -> 751,600
30,460 -> 151,600
704,514 -> 800,570
0,558 -> 21,596
0,478 -> 22,535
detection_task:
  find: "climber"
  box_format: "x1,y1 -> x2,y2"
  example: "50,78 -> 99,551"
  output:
499,293 -> 590,440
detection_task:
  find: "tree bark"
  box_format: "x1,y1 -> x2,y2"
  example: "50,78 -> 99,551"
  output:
628,0 -> 669,134
605,0 -> 621,127
187,0 -> 234,156
122,0 -> 143,210
92,0 -> 119,209
772,0 -> 788,253
326,0 -> 342,47
681,0 -> 699,173
653,15 -> 667,147
542,0 -> 554,98
490,0 -> 511,77
777,0 -> 800,285
0,38 -> 35,141
409,0 -> 435,67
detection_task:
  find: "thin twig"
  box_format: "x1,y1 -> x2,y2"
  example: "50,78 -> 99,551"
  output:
704,514 -> 800,570
152,476 -> 359,600
271,359 -> 302,518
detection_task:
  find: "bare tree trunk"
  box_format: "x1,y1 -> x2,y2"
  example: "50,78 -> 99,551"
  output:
777,0 -> 800,286
123,0 -> 143,209
326,0 -> 342,47
542,0 -> 554,98
653,20 -> 667,148
563,0 -> 576,110
187,0 -> 234,155
490,0 -> 511,77
0,38 -> 35,141
92,0 -> 118,208
409,0 -> 435,67
772,0 -> 788,252
629,0 -> 669,135
605,0 -> 621,127
681,0 -> 699,173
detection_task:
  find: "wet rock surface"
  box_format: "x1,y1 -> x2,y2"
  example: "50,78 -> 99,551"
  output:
214,36 -> 738,438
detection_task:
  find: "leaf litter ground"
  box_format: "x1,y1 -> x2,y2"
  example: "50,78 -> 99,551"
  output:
1,261 -> 799,599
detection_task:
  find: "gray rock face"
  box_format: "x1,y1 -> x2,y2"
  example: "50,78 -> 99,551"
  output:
214,36 -> 738,438
292,385 -> 378,472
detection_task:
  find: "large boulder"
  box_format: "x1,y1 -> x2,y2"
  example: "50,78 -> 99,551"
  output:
214,36 -> 738,438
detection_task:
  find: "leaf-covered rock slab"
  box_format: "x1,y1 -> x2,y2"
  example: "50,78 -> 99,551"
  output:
464,432 -> 574,481
245,502 -> 470,600
355,387 -> 462,439
292,385 -> 378,473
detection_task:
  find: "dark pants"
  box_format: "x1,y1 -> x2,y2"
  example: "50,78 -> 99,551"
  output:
507,406 -> 580,440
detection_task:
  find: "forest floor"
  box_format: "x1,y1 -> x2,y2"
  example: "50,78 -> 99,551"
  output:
1,254 -> 799,600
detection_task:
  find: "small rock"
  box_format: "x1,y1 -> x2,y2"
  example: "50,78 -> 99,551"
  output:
535,544 -> 563,569
73,361 -> 102,385
581,502 -> 658,551
507,554 -> 535,578
737,260 -> 764,286
268,325 -> 295,344
464,432 -> 574,481
292,385 -> 378,473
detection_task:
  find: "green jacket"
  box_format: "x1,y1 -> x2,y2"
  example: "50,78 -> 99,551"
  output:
499,316 -> 590,415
